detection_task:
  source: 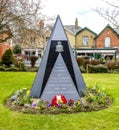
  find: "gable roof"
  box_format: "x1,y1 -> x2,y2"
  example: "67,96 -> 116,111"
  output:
114,27 -> 119,34
64,25 -> 82,35
76,27 -> 97,36
95,24 -> 119,39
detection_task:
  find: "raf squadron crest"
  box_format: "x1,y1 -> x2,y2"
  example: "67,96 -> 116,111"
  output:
56,41 -> 64,53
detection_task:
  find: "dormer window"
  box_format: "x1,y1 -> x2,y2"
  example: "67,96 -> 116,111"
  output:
105,37 -> 110,47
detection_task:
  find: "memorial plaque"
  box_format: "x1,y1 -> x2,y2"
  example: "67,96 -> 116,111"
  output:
41,53 -> 80,101
30,15 -> 86,102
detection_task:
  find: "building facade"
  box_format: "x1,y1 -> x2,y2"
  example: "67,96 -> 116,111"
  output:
76,27 -> 97,49
95,24 -> 119,49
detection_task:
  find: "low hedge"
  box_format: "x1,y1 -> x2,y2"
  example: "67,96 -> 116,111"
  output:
0,66 -> 6,71
88,65 -> 108,73
6,67 -> 19,71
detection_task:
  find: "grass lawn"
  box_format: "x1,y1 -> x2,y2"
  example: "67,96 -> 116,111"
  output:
0,72 -> 119,130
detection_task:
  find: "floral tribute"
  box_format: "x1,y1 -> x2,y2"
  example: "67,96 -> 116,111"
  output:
5,84 -> 112,114
52,94 -> 67,106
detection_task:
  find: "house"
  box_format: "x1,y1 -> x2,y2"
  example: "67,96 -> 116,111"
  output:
95,24 -> 119,60
95,24 -> 119,49
21,20 -> 51,66
76,27 -> 97,49
64,18 -> 82,48
65,18 -> 97,49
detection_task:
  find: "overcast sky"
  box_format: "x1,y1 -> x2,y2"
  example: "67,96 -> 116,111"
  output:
42,0 -> 111,34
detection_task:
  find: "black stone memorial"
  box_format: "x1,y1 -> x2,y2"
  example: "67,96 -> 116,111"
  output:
30,15 -> 86,102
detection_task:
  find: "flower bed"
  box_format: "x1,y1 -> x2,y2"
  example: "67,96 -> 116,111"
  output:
5,85 -> 112,114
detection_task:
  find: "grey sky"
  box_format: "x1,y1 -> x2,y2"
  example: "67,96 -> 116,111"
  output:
42,0 -> 111,34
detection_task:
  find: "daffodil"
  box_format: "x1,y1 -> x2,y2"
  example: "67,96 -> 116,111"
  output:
26,90 -> 30,95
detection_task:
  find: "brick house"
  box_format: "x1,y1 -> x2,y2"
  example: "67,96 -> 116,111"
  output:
95,24 -> 119,49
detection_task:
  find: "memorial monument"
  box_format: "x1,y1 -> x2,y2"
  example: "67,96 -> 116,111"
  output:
30,15 -> 86,102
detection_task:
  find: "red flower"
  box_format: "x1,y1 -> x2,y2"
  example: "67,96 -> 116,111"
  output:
52,94 -> 67,106
68,99 -> 75,106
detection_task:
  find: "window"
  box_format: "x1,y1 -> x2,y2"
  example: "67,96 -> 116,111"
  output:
82,36 -> 88,46
105,37 -> 110,47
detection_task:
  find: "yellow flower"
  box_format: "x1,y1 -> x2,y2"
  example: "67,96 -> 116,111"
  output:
26,90 -> 30,95
77,100 -> 80,104
98,90 -> 101,93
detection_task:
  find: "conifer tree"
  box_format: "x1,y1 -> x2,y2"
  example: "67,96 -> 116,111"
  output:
2,49 -> 13,67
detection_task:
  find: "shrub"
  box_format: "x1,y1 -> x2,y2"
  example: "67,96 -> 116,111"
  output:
30,55 -> 38,67
106,61 -> 115,70
25,66 -> 38,72
80,66 -> 86,73
13,57 -> 26,71
1,49 -> 13,67
19,62 -> 26,71
77,57 -> 85,66
13,45 -> 21,54
88,65 -> 108,73
77,57 -> 89,68
6,66 -> 19,71
115,60 -> 119,69
0,66 -> 6,71
90,59 -> 100,65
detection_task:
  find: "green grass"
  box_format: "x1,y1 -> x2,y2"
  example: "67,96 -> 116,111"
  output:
0,72 -> 119,130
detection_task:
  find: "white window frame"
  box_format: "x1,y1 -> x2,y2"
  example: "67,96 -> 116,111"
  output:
105,37 -> 110,47
82,36 -> 88,46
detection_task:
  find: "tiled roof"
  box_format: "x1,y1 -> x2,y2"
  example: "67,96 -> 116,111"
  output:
95,24 -> 119,39
76,27 -> 97,36
64,25 -> 82,35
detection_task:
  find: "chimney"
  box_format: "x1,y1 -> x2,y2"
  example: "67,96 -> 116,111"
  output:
75,18 -> 78,29
39,20 -> 44,29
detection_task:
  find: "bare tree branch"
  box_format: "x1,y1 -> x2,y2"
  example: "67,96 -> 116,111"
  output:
93,0 -> 119,28
0,0 -> 53,44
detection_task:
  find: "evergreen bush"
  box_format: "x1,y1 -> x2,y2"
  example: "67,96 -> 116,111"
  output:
6,66 -> 19,71
0,66 -> 6,71
1,49 -> 13,67
88,65 -> 108,73
13,45 -> 21,54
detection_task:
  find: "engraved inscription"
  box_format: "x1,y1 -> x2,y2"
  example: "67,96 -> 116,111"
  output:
41,53 -> 80,101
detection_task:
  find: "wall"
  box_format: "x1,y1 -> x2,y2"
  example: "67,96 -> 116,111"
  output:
76,29 -> 96,48
65,30 -> 75,48
0,43 -> 12,60
96,27 -> 119,48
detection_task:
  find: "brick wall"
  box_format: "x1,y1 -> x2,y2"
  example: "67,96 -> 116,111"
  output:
0,43 -> 12,60
96,27 -> 119,48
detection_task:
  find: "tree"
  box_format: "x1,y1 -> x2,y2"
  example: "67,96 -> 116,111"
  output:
0,0 -> 54,45
2,49 -> 13,67
13,44 -> 21,54
94,0 -> 119,28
